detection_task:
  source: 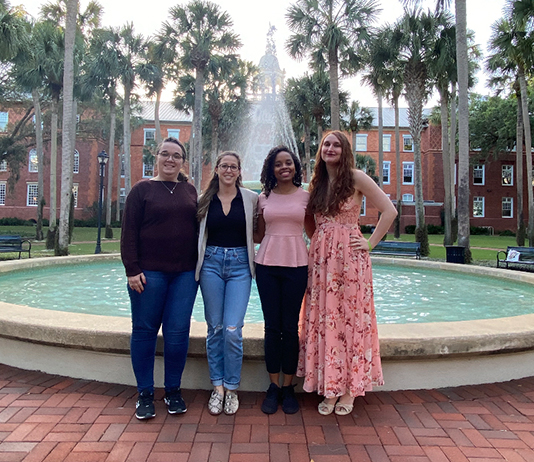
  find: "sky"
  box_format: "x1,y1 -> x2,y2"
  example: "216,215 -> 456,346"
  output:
18,0 -> 507,108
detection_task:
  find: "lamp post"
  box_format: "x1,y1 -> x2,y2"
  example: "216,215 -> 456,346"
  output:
95,150 -> 109,254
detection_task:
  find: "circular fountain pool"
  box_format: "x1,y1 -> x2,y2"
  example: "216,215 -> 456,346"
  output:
1,259 -> 533,324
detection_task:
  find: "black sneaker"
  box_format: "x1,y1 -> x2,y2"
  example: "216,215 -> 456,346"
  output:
164,388 -> 187,414
281,384 -> 299,414
135,391 -> 155,420
261,383 -> 280,414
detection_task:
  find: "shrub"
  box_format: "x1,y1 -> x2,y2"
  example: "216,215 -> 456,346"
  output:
405,225 -> 416,234
499,229 -> 516,237
0,218 -> 33,226
470,226 -> 493,235
427,224 -> 444,234
360,225 -> 374,233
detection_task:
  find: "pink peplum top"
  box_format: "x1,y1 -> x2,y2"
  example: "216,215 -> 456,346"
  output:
255,188 -> 310,267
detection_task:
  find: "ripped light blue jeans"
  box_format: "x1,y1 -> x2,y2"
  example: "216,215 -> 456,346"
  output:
199,246 -> 252,390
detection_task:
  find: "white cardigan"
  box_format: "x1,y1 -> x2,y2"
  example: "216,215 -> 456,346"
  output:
195,187 -> 258,281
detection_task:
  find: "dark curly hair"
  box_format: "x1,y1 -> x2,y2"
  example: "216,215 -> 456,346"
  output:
260,145 -> 303,197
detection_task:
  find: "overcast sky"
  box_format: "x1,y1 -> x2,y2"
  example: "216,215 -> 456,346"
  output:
19,0 -> 506,108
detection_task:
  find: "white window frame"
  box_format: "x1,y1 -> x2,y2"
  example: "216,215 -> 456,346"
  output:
72,184 -> 78,208
355,134 -> 368,152
403,135 -> 414,152
402,194 -> 414,202
382,161 -> 391,185
502,197 -> 513,218
382,134 -> 391,152
26,183 -> 38,206
167,129 -> 180,139
120,187 -> 126,205
144,129 -> 156,145
402,162 -> 414,185
0,160 -> 6,172
360,196 -> 366,216
28,149 -> 38,173
143,157 -> 154,178
0,182 -> 5,205
502,165 -> 513,186
473,165 -> 485,185
473,196 -> 485,217
73,150 -> 79,174
0,112 -> 7,131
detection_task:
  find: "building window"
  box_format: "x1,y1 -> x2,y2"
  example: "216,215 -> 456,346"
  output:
0,182 -> 5,205
0,112 -> 7,131
360,196 -> 366,216
144,129 -> 156,145
402,162 -> 414,184
502,197 -> 513,218
473,164 -> 485,185
403,135 -> 413,152
355,134 -> 368,152
143,157 -> 154,178
120,154 -> 125,177
473,196 -> 485,217
0,160 -> 6,171
73,150 -> 79,174
72,184 -> 78,208
382,161 -> 391,185
120,188 -> 126,205
27,183 -> 38,206
28,149 -> 38,172
502,165 -> 513,186
167,129 -> 180,139
402,194 -> 414,202
382,134 -> 391,152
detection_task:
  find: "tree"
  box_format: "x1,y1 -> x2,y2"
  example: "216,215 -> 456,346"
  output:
286,0 -> 379,131
343,100 -> 373,158
163,0 -> 241,191
0,0 -> 28,61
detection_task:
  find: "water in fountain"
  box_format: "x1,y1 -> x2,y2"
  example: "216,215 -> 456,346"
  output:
240,26 -> 299,181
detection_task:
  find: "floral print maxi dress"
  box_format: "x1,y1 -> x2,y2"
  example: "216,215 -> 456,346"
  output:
297,198 -> 384,398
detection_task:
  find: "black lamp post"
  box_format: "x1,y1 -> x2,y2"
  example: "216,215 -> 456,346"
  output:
95,150 -> 109,254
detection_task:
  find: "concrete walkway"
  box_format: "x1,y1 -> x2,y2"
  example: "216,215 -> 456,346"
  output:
1,364 -> 534,461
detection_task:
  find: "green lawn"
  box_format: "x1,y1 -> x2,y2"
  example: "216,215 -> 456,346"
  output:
0,225 -> 524,263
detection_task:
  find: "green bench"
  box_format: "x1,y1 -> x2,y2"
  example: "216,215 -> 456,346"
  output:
497,246 -> 534,271
371,241 -> 421,259
0,235 -> 31,259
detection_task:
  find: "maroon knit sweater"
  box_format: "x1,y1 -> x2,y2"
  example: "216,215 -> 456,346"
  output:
120,180 -> 198,277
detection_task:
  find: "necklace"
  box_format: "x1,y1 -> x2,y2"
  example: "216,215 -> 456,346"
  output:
160,181 -> 178,194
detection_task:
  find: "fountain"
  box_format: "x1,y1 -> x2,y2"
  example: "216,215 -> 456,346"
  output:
240,26 -> 299,181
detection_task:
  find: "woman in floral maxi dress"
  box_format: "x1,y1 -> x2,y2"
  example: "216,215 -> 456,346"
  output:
297,131 -> 397,416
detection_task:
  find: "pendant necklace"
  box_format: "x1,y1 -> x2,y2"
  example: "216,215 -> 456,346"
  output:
160,181 -> 178,194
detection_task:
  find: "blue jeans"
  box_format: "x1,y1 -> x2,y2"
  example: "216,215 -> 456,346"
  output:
199,246 -> 252,390
129,270 -> 198,394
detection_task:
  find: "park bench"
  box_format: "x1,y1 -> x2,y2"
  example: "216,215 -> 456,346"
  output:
497,246 -> 534,271
0,235 -> 31,259
371,241 -> 421,259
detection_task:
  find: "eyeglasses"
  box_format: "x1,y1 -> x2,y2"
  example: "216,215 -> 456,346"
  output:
159,152 -> 183,161
218,164 -> 239,172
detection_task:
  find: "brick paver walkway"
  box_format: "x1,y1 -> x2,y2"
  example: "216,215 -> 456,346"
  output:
2,364 -> 534,461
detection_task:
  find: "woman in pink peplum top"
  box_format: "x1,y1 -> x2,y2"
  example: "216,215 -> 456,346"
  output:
254,145 -> 315,415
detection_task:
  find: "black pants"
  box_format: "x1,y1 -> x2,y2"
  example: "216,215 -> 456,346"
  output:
255,264 -> 308,375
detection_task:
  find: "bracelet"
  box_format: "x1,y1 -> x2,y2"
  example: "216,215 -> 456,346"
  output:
368,240 -> 373,251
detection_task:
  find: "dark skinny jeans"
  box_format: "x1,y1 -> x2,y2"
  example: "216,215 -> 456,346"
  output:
255,264 -> 308,375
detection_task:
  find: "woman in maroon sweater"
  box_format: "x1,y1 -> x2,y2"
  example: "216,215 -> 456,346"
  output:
121,137 -> 198,420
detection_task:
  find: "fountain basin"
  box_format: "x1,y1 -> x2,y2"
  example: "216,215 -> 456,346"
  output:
1,254 -> 534,391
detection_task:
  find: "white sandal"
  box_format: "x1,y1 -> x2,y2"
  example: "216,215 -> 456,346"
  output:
318,399 -> 337,415
334,402 -> 354,416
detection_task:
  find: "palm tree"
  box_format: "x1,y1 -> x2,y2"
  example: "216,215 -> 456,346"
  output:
163,0 -> 241,191
286,0 -> 379,131
344,100 -> 373,157
56,0 -> 78,256
0,0 -> 28,61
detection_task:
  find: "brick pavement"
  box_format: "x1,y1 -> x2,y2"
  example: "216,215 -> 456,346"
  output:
2,364 -> 534,461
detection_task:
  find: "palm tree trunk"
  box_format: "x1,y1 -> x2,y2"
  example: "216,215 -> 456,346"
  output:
46,97 -> 58,249
155,88 -> 162,145
440,88 -> 453,246
304,122 -> 311,182
115,143 -> 123,222
518,67 -> 533,246
378,91 -> 384,189
516,94 -> 525,246
123,84 -> 132,194
192,67 -> 205,192
57,0 -> 77,256
328,48 -> 340,130
455,0 -> 471,261
211,115 -> 219,168
33,89 -> 44,241
394,94 -> 401,238
105,90 -> 116,238
449,82 -> 457,219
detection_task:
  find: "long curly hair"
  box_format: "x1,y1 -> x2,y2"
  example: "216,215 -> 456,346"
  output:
156,137 -> 188,182
307,131 -> 355,216
260,145 -> 303,197
197,151 -> 243,220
